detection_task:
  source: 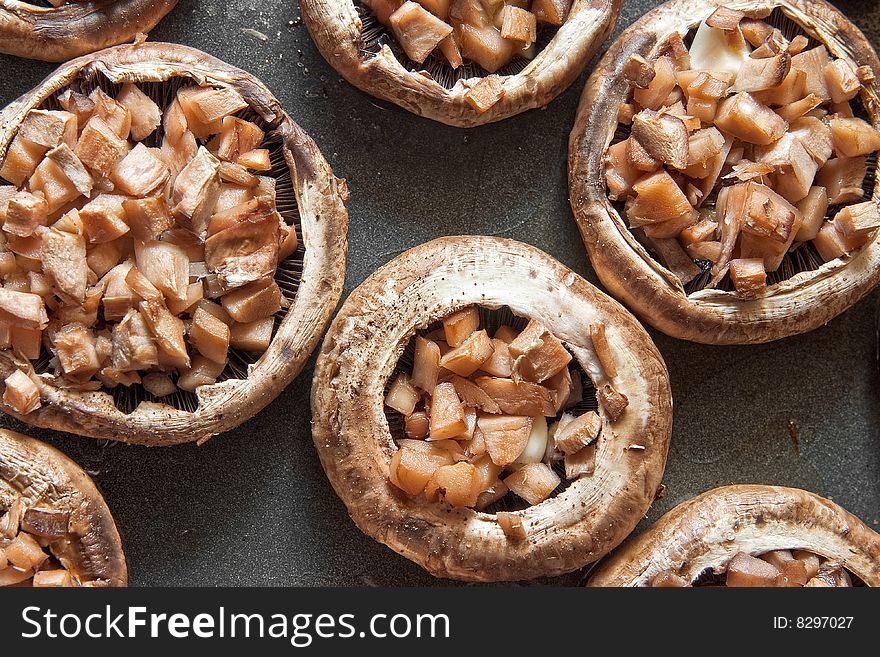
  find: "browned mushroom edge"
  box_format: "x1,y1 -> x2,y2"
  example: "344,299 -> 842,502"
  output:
311,236 -> 672,581
0,428 -> 127,586
0,0 -> 178,62
0,42 -> 349,446
588,484 -> 880,586
300,0 -> 621,127
568,0 -> 880,344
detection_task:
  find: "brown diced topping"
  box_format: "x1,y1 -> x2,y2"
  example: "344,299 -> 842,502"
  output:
598,384 -> 628,421
733,52 -> 791,93
18,110 -> 77,149
833,201 -> 880,237
623,54 -> 656,88
715,92 -> 788,145
729,257 -> 767,299
390,1 -> 453,64
3,369 -> 40,414
726,551 -> 782,587
590,322 -> 617,380
631,110 -> 689,170
220,278 -> 282,324
464,75 -> 505,113
496,511 -> 527,540
553,410 -> 601,455
439,328 -> 494,376
74,116 -> 129,175
503,462 -> 559,505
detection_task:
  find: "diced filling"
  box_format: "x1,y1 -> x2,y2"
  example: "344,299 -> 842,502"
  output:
606,6 -> 880,298
1,498 -> 80,588
364,0 -> 571,89
384,306 -> 628,539
651,549 -> 856,587
0,81 -> 298,413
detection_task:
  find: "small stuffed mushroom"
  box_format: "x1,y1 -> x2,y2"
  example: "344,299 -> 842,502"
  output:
311,236 -> 672,581
589,485 -> 880,587
301,0 -> 622,126
569,0 -> 880,344
0,42 -> 349,446
1,428 -> 127,587
0,1 -> 178,62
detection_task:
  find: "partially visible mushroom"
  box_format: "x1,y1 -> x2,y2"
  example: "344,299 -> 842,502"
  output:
588,485 -> 880,587
0,1 -> 178,62
0,429 -> 127,587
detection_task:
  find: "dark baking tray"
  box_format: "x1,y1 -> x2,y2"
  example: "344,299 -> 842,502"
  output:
0,0 -> 877,586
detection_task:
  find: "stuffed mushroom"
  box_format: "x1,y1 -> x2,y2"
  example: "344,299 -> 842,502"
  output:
301,0 -> 621,126
1,428 -> 126,587
588,484 -> 880,586
0,1 -> 178,62
0,42 -> 349,445
311,236 -> 672,581
569,0 -> 880,344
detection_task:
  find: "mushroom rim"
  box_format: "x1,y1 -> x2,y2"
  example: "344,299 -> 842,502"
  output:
568,0 -> 880,345
311,235 -> 672,581
0,0 -> 179,63
300,0 -> 623,127
587,484 -> 880,587
0,428 -> 128,587
0,42 -> 350,446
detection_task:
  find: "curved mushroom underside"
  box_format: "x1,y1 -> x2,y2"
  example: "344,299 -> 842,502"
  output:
0,42 -> 349,445
0,0 -> 179,62
588,485 -> 880,587
301,0 -> 622,127
311,236 -> 672,581
0,428 -> 127,586
568,0 -> 880,344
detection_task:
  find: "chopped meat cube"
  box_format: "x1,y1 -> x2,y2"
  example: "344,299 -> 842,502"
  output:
41,228 -> 88,303
3,191 -> 48,237
21,507 -> 69,538
726,551 -> 782,587
631,109 -> 689,169
32,570 -> 74,588
455,23 -> 515,73
110,143 -> 170,197
481,337 -> 512,378
79,194 -> 130,244
28,157 -> 80,214
52,323 -> 101,379
388,2 -> 452,64
212,116 -> 265,163
0,134 -> 46,186
3,369 -> 40,414
590,322 -> 617,379
57,89 -> 96,126
813,220 -> 862,261
237,149 -> 271,171
5,532 -> 47,571
605,140 -> 642,200
464,75 -> 505,113
177,354 -> 225,391
171,146 -> 222,239
687,127 -> 725,167
428,381 -> 467,440
790,46 -> 831,100
46,143 -> 93,196
135,240 -> 190,302
220,278 -> 282,323
90,88 -> 131,139
411,335 -> 441,391
565,442 -> 597,479
166,282 -> 204,316
834,201 -> 880,237
816,156 -> 866,204
633,56 -> 677,110
138,298 -> 190,369
449,375 -> 501,413
824,59 -> 861,104
190,306 -> 230,364
508,320 -> 571,382
742,183 -> 800,243
438,35 -> 463,68
0,289 -> 47,329
733,52 -> 791,92
386,372 -> 420,416
714,92 -> 788,144
229,316 -> 273,352
531,0 -> 571,26
74,116 -> 130,175
110,309 -> 159,372
705,5 -> 744,31
496,511 -> 527,540
499,6 -> 536,43
122,196 -> 174,241
686,72 -> 730,100
554,410 -> 601,455
204,197 -> 281,290
142,373 -> 177,397
829,116 -> 880,157
627,169 -> 699,227
389,445 -> 453,496
598,383 -> 628,421
623,54 -> 655,88
116,83 -> 161,141
439,328 -> 494,376
651,570 -> 690,587
18,109 -> 77,148
477,415 -> 532,465
775,93 -> 823,122
503,462 -> 559,505
429,462 -> 480,507
473,376 -> 555,416
794,186 -> 829,241
729,258 -> 767,299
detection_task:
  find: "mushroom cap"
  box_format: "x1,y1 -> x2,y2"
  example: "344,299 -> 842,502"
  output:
588,484 -> 880,586
311,236 -> 672,581
569,0 -> 880,344
0,0 -> 178,62
0,42 -> 349,446
301,0 -> 622,127
0,428 -> 127,586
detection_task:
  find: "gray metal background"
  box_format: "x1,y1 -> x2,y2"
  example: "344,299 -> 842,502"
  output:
0,0 -> 877,586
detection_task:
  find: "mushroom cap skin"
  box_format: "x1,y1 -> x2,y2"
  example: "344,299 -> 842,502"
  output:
0,0 -> 178,62
0,42 -> 349,446
568,0 -> 880,344
588,484 -> 880,587
311,236 -> 672,581
301,0 -> 622,127
0,428 -> 127,586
